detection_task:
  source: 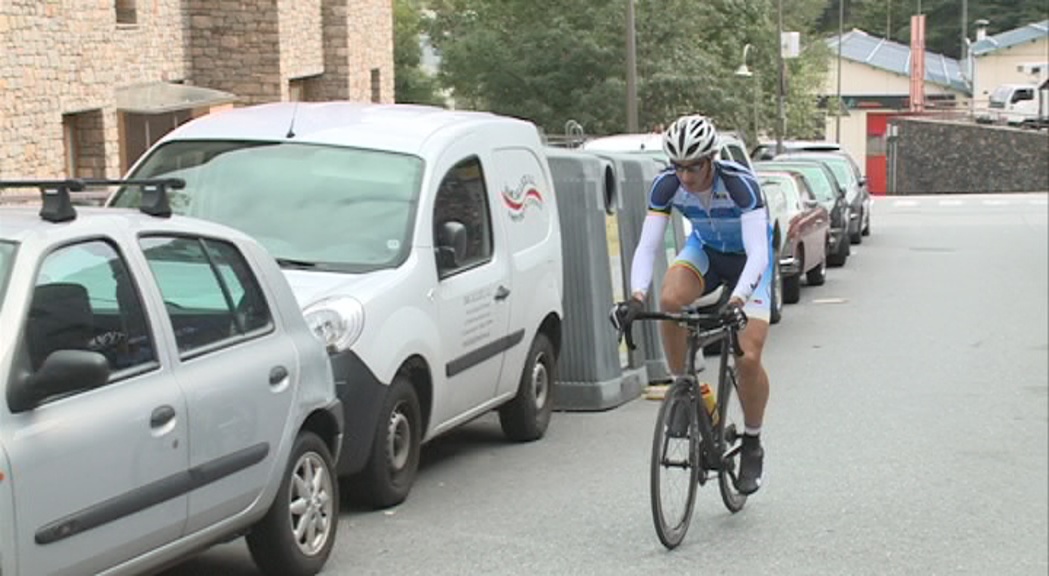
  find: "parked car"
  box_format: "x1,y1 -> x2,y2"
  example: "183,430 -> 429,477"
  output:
754,159 -> 850,268
109,102 -> 565,509
0,180 -> 342,576
751,139 -> 842,161
775,151 -> 871,243
756,171 -> 831,303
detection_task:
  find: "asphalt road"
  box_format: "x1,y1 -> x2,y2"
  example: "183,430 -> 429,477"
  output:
162,192 -> 1049,576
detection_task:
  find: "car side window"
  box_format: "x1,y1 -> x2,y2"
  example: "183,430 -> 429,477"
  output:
141,236 -> 272,357
27,240 -> 157,376
433,156 -> 494,278
726,144 -> 751,168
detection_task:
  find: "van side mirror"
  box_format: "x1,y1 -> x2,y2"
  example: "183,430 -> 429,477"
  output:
435,220 -> 468,272
8,350 -> 110,413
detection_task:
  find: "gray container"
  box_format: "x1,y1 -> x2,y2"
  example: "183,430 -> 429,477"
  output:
545,147 -> 645,410
587,152 -> 672,383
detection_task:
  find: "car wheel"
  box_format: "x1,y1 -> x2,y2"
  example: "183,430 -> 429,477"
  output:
782,250 -> 801,305
246,431 -> 338,576
828,235 -> 849,267
499,333 -> 556,441
769,259 -> 783,324
357,374 -> 421,508
806,254 -> 827,286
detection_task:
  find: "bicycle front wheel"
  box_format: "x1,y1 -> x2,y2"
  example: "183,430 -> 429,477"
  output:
650,383 -> 700,549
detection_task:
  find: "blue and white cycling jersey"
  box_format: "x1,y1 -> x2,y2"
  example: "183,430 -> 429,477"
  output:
647,160 -> 767,254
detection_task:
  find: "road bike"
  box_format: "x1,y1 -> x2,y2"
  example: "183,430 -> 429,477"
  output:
617,289 -> 749,549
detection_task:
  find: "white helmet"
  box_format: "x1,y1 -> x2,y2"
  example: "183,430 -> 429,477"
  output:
662,115 -> 718,163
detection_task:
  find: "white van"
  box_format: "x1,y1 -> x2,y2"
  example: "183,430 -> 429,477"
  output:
109,103 -> 565,508
980,83 -> 1038,125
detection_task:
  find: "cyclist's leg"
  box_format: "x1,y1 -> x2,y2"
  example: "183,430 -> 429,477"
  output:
659,234 -> 716,376
732,257 -> 774,494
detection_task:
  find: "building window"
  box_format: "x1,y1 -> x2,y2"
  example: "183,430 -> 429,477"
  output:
370,68 -> 381,103
120,110 -> 192,174
115,0 -> 137,25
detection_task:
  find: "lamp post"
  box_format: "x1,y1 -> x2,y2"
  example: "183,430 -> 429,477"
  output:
836,0 -> 844,143
735,44 -> 758,148
775,0 -> 785,155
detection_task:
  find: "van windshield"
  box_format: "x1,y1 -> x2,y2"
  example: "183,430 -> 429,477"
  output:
111,141 -> 424,273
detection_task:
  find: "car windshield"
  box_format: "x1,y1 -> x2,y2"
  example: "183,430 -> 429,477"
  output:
111,140 -> 425,273
990,86 -> 1012,105
0,241 -> 16,310
798,157 -> 856,201
760,163 -> 835,203
758,175 -> 800,210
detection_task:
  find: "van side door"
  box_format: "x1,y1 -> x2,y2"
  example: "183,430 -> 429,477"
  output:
431,152 -> 513,423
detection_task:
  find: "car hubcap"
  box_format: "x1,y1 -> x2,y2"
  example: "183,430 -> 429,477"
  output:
387,403 -> 411,472
288,452 -> 334,556
532,352 -> 549,410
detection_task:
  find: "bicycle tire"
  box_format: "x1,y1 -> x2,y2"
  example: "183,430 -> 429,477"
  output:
716,367 -> 748,513
650,383 -> 700,549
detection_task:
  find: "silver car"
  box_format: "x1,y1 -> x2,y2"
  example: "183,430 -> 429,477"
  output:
0,180 -> 342,576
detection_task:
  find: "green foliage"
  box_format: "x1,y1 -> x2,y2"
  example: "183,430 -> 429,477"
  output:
425,0 -> 834,140
394,0 -> 444,106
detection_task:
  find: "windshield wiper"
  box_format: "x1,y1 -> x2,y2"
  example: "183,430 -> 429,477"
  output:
275,257 -> 318,270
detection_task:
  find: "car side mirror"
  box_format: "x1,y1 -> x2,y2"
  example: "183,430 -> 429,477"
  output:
858,177 -> 867,188
803,198 -> 819,209
435,220 -> 468,272
8,350 -> 110,413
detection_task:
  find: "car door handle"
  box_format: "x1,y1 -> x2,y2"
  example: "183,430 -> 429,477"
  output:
150,405 -> 176,428
494,286 -> 511,301
270,366 -> 288,385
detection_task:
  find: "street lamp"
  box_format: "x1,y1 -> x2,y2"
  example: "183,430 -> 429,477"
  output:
735,44 -> 759,148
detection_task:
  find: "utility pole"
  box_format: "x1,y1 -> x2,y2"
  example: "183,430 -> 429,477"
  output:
776,0 -> 785,155
626,0 -> 639,133
961,0 -> 968,60
836,0 -> 844,143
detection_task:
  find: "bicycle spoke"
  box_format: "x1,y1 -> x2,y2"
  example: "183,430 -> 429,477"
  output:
650,386 -> 700,549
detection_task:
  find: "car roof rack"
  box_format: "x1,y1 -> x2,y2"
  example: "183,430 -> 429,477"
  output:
0,178 -> 185,222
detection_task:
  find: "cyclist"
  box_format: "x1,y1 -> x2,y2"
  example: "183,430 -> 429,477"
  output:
612,114 -> 773,495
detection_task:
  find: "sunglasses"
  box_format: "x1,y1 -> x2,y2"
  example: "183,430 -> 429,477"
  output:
671,158 -> 710,175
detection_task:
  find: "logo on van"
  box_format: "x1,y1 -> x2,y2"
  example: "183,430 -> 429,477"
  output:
502,175 -> 544,221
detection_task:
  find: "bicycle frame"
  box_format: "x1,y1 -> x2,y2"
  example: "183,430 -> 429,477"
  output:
633,303 -> 744,475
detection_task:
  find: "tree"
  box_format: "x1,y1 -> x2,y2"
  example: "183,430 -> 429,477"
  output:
394,0 -> 444,106
427,0 -> 831,139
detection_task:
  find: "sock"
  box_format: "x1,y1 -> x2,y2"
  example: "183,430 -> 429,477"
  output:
743,427 -> 761,447
744,426 -> 761,437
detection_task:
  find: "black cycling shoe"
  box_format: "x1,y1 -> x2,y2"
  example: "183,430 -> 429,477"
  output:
736,440 -> 764,495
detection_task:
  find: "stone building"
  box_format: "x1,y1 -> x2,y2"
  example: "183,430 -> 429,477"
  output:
0,0 -> 393,183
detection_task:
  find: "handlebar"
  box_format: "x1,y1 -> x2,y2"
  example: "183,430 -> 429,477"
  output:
615,288 -> 745,357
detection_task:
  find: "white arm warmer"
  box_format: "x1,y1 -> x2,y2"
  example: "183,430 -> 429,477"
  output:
731,209 -> 770,303
629,213 -> 670,297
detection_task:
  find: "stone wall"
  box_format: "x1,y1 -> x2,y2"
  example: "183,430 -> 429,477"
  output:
891,117 -> 1049,194
0,0 -> 394,182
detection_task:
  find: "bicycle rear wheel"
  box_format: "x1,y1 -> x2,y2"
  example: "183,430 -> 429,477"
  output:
717,367 -> 748,513
650,383 -> 700,549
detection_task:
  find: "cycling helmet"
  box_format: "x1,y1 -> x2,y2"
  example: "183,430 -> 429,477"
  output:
662,115 -> 718,163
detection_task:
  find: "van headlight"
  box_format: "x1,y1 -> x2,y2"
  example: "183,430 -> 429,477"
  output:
304,296 -> 365,353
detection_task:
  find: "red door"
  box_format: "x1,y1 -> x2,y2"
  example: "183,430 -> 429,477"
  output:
865,113 -> 891,195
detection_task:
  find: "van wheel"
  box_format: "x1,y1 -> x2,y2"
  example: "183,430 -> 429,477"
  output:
246,431 -> 338,576
499,333 -> 555,442
357,375 -> 421,508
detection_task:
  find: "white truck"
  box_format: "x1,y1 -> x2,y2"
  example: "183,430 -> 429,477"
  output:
109,103 -> 565,509
981,63 -> 1049,128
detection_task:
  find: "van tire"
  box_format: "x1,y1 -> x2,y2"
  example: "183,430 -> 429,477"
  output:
499,333 -> 555,442
356,375 -> 421,509
247,431 -> 338,576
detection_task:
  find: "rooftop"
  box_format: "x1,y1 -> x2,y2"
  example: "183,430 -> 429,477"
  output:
971,20 -> 1049,57
826,29 -> 970,94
